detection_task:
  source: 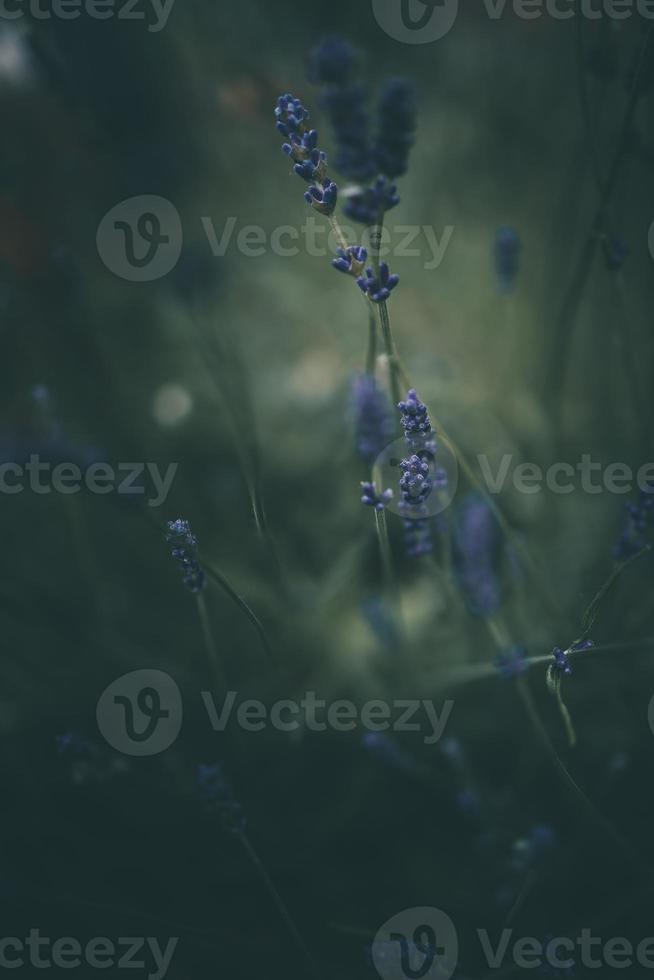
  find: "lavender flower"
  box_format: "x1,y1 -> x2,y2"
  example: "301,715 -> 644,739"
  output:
304,180 -> 338,216
308,39 -> 375,183
511,824 -> 556,872
551,647 -> 572,677
395,389 -> 446,558
166,518 -> 205,594
357,262 -> 399,303
403,517 -> 432,558
604,235 -> 629,272
307,35 -> 357,86
495,646 -> 528,679
362,731 -> 418,774
551,638 -> 594,680
343,176 -> 400,225
350,374 -> 394,464
56,733 -> 91,754
361,481 -> 393,512
398,389 -> 431,439
453,495 -> 502,617
275,93 -> 338,216
399,454 -> 432,507
375,78 -> 416,179
196,763 -> 245,835
307,39 -> 417,225
614,484 -> 654,559
360,596 -> 399,650
541,934 -> 575,978
494,226 -> 521,294
275,94 -> 310,140
332,245 -> 368,278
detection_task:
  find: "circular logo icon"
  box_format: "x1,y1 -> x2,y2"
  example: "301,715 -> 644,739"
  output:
96,669 -> 182,756
372,0 -> 459,44
648,694 -> 654,737
373,432 -> 459,520
372,907 -> 458,980
96,195 -> 182,282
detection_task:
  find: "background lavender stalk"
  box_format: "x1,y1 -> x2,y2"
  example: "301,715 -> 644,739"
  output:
198,764 -> 321,980
544,22 -> 653,405
33,386 -> 104,623
365,215 -> 403,409
166,519 -> 226,688
238,835 -> 322,980
187,314 -> 287,594
202,555 -> 276,669
195,591 -> 225,690
160,516 -> 275,671
573,15 -> 649,446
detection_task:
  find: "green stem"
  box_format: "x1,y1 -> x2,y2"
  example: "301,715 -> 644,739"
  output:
196,592 -> 226,689
327,214 -> 349,252
239,834 -> 321,980
546,23 -> 653,397
378,300 -> 403,410
365,307 -> 377,375
202,557 -> 276,670
374,508 -> 393,586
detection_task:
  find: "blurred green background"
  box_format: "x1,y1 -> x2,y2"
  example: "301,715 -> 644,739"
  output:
1,1 -> 654,977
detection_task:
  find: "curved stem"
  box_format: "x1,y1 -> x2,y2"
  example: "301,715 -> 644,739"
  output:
202,558 -> 276,670
196,592 -> 226,689
239,834 -> 321,980
546,24 -> 653,396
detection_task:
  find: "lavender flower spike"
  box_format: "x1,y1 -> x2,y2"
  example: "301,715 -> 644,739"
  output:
403,518 -> 432,558
351,374 -> 393,464
361,481 -> 393,512
375,78 -> 416,179
275,93 -> 338,216
551,647 -> 572,678
166,518 -> 205,594
196,763 -> 245,835
494,226 -> 521,294
357,262 -> 399,303
344,176 -> 400,225
550,637 -> 594,680
398,389 -> 432,438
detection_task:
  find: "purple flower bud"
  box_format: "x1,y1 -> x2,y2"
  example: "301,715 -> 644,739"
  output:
360,481 -> 393,512
357,262 -> 399,303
